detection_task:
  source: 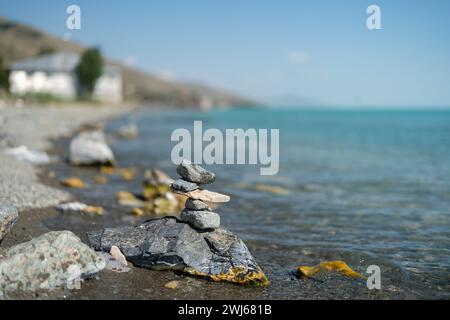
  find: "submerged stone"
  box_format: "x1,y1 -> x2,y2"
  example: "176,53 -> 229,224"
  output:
61,177 -> 86,189
180,209 -> 220,230
176,160 -> 215,184
87,217 -> 268,286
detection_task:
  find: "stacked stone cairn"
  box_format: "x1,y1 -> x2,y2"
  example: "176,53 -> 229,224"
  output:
170,160 -> 230,230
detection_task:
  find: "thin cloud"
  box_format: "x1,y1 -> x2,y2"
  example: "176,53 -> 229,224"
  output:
288,51 -> 309,64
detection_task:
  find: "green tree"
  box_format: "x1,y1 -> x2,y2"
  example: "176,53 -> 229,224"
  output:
76,48 -> 103,98
0,57 -> 9,92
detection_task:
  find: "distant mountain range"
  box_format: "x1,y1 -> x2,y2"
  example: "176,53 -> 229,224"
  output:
0,17 -> 256,108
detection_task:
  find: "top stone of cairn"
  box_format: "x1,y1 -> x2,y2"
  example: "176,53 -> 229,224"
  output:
176,160 -> 215,184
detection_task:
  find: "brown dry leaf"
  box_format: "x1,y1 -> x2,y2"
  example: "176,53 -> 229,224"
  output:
298,260 -> 364,279
61,177 -> 86,189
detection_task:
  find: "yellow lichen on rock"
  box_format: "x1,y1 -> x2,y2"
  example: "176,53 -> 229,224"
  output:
61,177 -> 86,189
297,260 -> 364,279
184,266 -> 270,286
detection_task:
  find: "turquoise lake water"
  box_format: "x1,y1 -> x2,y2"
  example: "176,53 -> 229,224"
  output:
67,107 -> 450,298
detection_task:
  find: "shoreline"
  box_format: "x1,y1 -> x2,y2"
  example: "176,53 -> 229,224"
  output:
0,105 -> 272,299
1,106 -> 447,299
0,104 -> 133,210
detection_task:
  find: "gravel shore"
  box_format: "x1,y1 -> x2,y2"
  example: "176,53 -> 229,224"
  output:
0,105 -> 129,210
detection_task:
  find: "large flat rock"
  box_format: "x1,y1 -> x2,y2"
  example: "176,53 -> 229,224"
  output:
87,217 -> 268,286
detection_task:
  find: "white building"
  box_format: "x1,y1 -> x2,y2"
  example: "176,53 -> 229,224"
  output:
9,52 -> 122,104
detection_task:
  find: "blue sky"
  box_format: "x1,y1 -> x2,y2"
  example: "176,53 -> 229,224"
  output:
1,0 -> 450,107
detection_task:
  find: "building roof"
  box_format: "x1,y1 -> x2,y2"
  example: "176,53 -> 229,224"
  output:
9,52 -> 120,75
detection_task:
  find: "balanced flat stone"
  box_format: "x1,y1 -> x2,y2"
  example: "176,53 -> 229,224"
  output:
174,188 -> 230,203
170,179 -> 198,192
87,217 -> 268,286
180,209 -> 220,230
176,160 -> 215,184
0,204 -> 19,244
185,198 -> 211,211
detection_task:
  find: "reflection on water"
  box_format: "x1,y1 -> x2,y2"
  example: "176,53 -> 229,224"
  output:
49,108 -> 450,299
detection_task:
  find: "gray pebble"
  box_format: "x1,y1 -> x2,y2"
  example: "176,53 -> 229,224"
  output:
185,198 -> 211,211
170,179 -> 198,192
176,160 -> 215,184
180,209 -> 220,230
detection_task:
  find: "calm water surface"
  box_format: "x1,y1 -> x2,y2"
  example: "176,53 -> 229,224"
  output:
50,108 -> 450,299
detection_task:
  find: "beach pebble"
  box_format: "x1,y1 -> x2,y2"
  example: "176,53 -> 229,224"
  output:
97,252 -> 130,273
69,130 -> 115,166
0,231 -> 105,294
3,145 -> 51,164
175,188 -> 230,203
61,177 -> 86,189
176,160 -> 215,184
57,202 -> 104,215
164,280 -> 179,289
185,198 -> 211,211
180,209 -> 220,230
0,205 -> 19,243
170,179 -> 198,192
116,191 -> 145,207
110,245 -> 128,266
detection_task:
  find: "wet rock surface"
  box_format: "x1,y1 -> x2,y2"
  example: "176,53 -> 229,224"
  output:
87,217 -> 268,285
0,205 -> 19,243
0,231 -> 105,296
